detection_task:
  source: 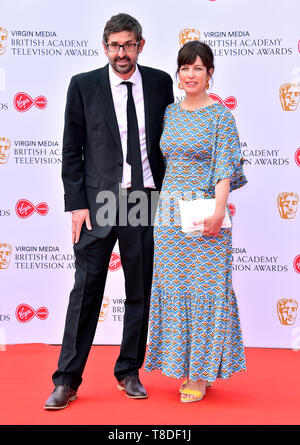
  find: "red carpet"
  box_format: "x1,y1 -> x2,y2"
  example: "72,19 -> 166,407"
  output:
0,344 -> 300,426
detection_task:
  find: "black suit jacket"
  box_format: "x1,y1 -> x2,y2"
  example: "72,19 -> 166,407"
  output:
61,63 -> 174,238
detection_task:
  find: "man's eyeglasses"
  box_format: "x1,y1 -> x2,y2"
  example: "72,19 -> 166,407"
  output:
106,42 -> 140,53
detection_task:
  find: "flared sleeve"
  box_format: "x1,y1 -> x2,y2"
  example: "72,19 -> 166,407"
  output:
205,108 -> 247,192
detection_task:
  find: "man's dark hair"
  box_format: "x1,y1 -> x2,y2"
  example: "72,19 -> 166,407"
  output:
103,13 -> 143,43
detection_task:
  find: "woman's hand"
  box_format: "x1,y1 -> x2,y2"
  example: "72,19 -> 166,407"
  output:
202,212 -> 224,236
201,177 -> 230,236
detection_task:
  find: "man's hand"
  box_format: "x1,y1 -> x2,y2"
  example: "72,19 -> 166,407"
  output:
72,209 -> 92,244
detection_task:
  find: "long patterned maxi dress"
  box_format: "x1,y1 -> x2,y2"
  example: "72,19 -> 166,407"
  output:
144,102 -> 247,382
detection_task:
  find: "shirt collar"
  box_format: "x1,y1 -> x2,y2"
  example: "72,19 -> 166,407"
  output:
109,64 -> 141,87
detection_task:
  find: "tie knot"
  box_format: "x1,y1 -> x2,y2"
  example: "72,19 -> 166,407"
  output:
122,81 -> 133,91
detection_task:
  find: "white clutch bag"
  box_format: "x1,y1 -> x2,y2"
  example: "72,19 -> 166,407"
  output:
178,198 -> 232,233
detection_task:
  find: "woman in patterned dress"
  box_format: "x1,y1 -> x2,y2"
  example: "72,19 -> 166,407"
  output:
144,41 -> 247,402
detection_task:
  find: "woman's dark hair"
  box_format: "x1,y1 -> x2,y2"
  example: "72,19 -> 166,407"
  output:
177,40 -> 214,74
103,13 -> 143,43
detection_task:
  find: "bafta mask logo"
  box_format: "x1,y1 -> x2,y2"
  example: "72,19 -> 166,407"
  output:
279,83 -> 300,111
99,297 -> 109,322
0,243 -> 12,269
277,298 -> 298,325
0,27 -> 8,55
179,29 -> 200,47
277,192 -> 299,219
0,137 -> 10,164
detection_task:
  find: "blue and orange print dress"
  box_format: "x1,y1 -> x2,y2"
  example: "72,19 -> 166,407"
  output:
145,102 -> 247,382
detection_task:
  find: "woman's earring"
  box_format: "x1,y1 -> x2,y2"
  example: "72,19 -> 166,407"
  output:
205,80 -> 209,90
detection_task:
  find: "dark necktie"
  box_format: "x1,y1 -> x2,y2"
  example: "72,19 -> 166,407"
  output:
122,81 -> 144,190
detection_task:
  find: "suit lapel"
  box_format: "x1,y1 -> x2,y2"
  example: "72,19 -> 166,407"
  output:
139,65 -> 152,156
93,64 -> 154,157
94,64 -> 122,153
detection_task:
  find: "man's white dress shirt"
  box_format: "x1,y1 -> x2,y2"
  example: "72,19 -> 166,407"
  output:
109,64 -> 155,189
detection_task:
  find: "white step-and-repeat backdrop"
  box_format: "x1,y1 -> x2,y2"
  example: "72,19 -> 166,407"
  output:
1,0 -> 300,348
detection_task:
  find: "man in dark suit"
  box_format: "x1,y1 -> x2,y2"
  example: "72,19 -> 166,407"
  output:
44,13 -> 173,409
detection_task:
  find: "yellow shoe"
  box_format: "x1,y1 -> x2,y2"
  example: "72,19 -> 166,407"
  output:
179,379 -> 212,393
180,387 -> 205,403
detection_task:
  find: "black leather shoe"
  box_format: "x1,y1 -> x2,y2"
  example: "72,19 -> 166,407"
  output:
117,375 -> 148,399
44,384 -> 77,410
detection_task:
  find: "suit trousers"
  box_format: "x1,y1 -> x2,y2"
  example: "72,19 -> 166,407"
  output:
52,189 -> 156,391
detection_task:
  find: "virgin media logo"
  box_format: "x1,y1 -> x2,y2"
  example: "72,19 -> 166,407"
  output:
15,199 -> 49,218
228,203 -> 236,216
295,148 -> 300,167
13,92 -> 47,112
208,93 -> 237,110
108,252 -> 121,271
15,303 -> 49,323
293,255 -> 300,274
